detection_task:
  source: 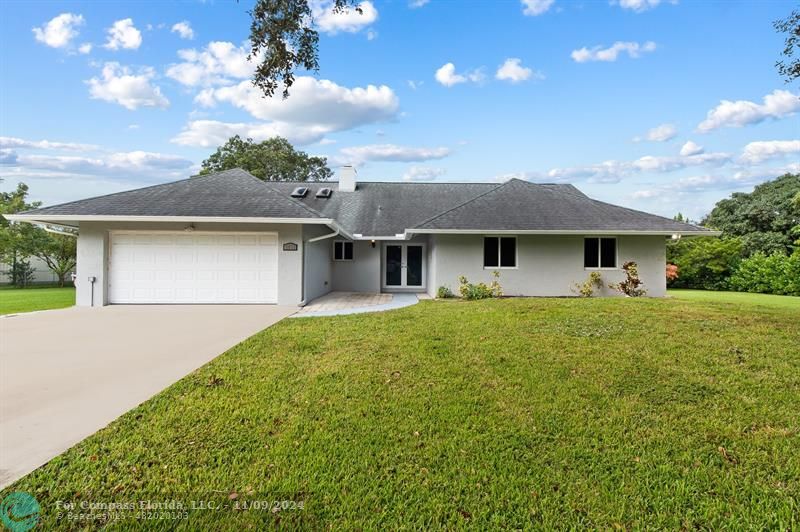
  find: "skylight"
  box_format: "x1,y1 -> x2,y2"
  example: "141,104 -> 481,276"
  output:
316,187 -> 333,198
290,187 -> 308,198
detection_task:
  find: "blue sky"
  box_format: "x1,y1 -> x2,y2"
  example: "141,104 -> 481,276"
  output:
1,0 -> 798,220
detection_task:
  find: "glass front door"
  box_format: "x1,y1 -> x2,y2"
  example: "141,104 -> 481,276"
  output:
384,243 -> 425,289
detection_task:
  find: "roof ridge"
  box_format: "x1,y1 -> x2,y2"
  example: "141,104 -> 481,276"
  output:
409,180 -> 514,229
251,175 -> 328,219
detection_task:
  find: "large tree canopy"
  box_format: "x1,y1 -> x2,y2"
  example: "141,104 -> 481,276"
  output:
199,135 -> 333,181
249,0 -> 361,98
702,173 -> 800,256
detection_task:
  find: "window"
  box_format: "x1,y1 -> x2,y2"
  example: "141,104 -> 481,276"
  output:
333,240 -> 353,261
584,237 -> 616,268
483,237 -> 516,268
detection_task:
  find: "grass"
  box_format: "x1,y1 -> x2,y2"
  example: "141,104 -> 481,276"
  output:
0,285 -> 74,315
4,297 -> 799,529
669,288 -> 800,310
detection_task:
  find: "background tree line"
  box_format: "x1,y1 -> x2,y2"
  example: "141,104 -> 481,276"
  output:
668,173 -> 800,296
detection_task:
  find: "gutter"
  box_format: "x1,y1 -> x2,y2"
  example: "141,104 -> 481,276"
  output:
404,228 -> 722,237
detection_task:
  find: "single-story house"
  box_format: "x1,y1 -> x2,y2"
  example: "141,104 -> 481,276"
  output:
7,167 -> 718,306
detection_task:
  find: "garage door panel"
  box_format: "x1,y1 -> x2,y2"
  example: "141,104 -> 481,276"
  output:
110,232 -> 279,304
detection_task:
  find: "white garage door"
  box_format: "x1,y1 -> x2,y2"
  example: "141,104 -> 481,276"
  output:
109,232 -> 278,304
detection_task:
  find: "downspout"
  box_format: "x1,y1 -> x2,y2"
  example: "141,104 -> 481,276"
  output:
299,227 -> 340,306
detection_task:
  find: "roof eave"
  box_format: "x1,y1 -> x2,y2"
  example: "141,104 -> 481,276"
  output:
406,228 -> 722,236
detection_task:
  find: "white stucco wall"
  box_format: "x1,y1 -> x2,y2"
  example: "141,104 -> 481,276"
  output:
75,221 -> 308,307
429,234 -> 667,297
331,240 -> 381,293
303,225 -> 333,302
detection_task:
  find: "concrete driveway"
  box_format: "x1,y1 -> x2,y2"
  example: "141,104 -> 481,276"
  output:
0,304 -> 295,488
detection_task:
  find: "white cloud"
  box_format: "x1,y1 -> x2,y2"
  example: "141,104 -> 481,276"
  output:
545,151 -> 732,184
403,166 -> 446,182
696,90 -> 800,132
435,63 -> 485,87
166,41 -> 254,87
32,13 -> 84,49
5,151 -> 192,175
409,0 -> 430,8
171,21 -> 194,40
521,0 -> 554,16
679,141 -> 704,156
86,63 -> 169,110
338,144 -> 451,165
104,18 -> 142,50
571,41 -> 656,63
407,80 -> 423,90
171,120 -> 328,147
495,58 -> 541,83
78,42 -> 92,54
740,140 -> 800,164
312,1 -> 378,34
366,29 -> 378,40
613,0 -> 677,12
0,136 -> 98,151
193,77 -> 398,144
0,150 -> 19,165
636,123 -> 677,142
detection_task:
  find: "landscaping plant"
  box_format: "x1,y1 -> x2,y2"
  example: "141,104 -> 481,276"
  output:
572,271 -> 603,297
609,261 -> 647,297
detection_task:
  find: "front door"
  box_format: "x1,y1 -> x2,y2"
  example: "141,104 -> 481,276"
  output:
384,243 -> 425,289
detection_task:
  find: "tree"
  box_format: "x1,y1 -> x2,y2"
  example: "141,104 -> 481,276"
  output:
703,174 -> 800,256
775,9 -> 800,86
0,182 -> 43,285
200,135 -> 333,181
32,233 -> 77,287
667,237 -> 743,290
249,0 -> 362,98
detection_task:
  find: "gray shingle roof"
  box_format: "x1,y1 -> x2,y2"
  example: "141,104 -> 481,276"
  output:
19,168 -> 714,235
412,178 -> 711,233
21,169 -> 323,220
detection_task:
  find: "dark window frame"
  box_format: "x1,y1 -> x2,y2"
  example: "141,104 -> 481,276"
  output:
333,240 -> 354,261
483,236 -> 517,269
584,237 -> 617,269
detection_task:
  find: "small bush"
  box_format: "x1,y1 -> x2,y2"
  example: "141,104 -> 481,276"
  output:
458,271 -> 503,300
436,285 -> 454,299
609,261 -> 647,297
666,263 -> 678,281
572,271 -> 603,297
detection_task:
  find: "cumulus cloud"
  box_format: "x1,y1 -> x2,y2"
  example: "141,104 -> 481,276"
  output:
0,136 -> 98,151
86,63 -> 169,110
571,41 -> 656,63
104,18 -> 142,50
495,58 -> 541,83
697,90 -> 800,132
740,140 -> 800,164
171,21 -> 194,40
409,0 -> 430,8
171,120 -> 327,147
32,13 -> 84,49
166,41 -> 254,86
680,141 -> 704,156
435,63 -> 485,87
612,0 -> 677,12
521,0 -> 554,16
635,123 -> 677,142
78,42 -> 92,54
403,166 -> 446,182
311,1 -> 378,34
338,144 -> 451,165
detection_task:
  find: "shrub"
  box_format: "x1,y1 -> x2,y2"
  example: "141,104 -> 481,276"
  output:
609,261 -> 647,297
458,271 -> 503,300
667,237 -> 743,290
729,251 -> 800,296
572,271 -> 603,297
436,285 -> 454,299
666,263 -> 679,281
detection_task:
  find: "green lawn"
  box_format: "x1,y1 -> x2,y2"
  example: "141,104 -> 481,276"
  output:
669,288 -> 800,310
0,285 -> 75,315
4,297 -> 799,529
